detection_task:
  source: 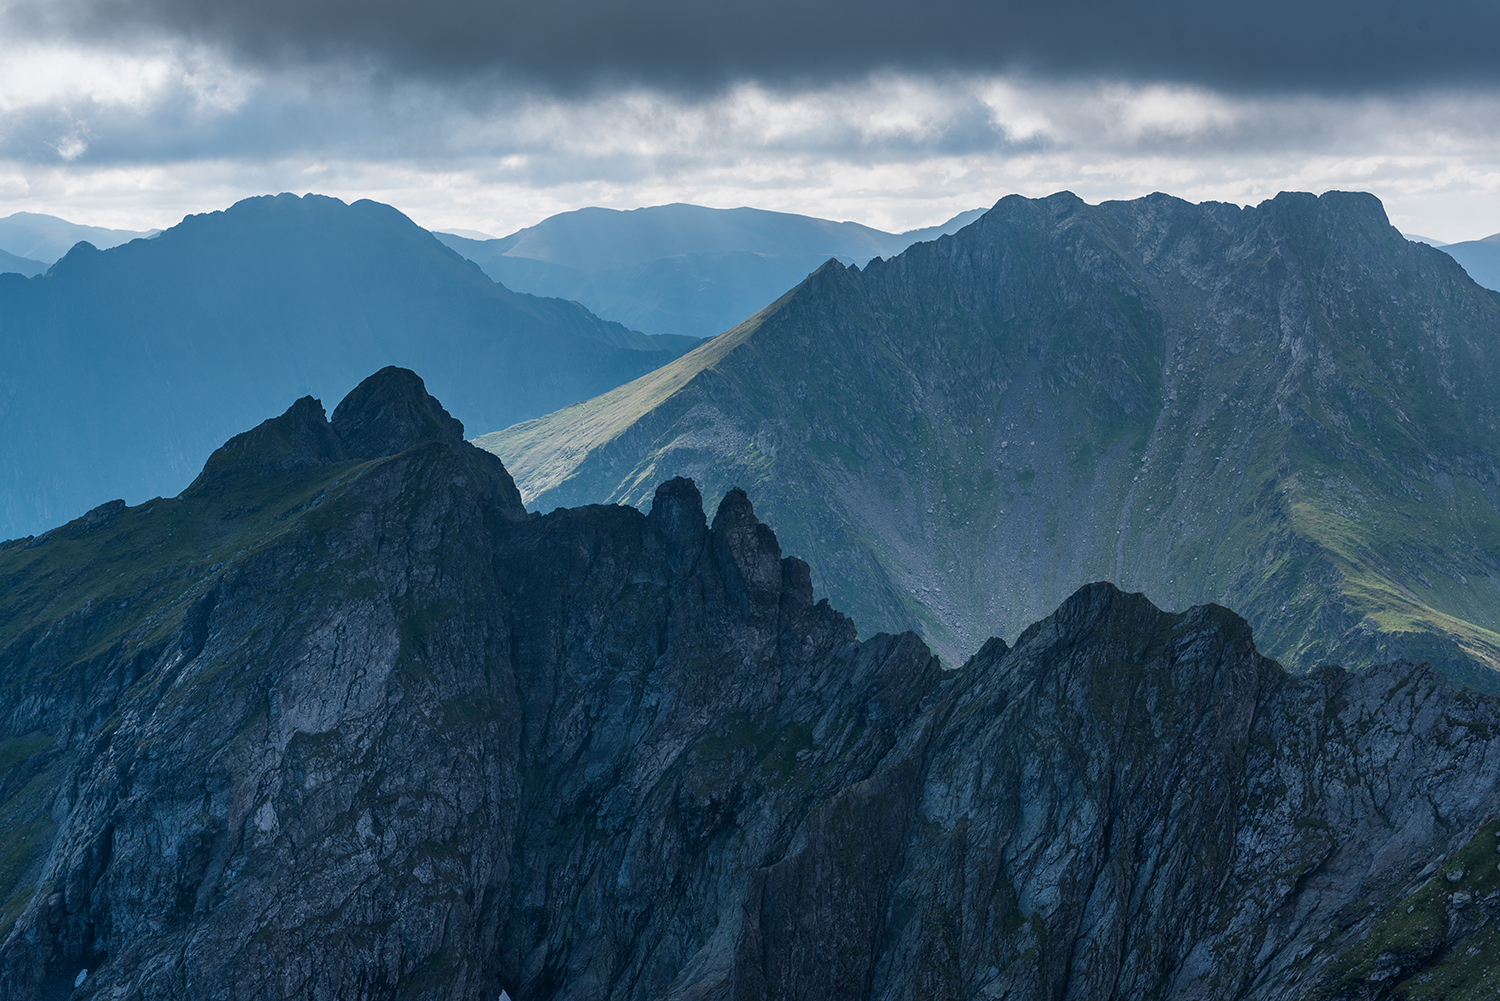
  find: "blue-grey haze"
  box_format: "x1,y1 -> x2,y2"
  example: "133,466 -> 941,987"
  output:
0,248 -> 46,278
0,193 -> 692,541
0,212 -> 157,263
436,204 -> 985,338
1441,234 -> 1500,293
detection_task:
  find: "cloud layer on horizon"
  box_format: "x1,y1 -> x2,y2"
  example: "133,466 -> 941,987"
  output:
0,0 -> 1497,242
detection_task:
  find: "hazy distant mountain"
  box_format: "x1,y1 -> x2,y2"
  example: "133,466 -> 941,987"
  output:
1442,233 -> 1500,291
1400,231 -> 1448,247
0,211 -> 158,262
0,193 -> 694,540
440,227 -> 499,240
482,190 -> 1500,691
0,248 -> 46,277
436,203 -> 985,337
896,208 -> 987,244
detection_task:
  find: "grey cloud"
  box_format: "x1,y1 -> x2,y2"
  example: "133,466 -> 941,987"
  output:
18,0 -> 1500,95
11,68 -> 1500,181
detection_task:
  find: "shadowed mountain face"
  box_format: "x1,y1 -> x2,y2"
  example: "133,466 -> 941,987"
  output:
1,370 -> 1498,1000
436,203 -> 986,337
0,193 -> 694,541
480,190 -> 1500,690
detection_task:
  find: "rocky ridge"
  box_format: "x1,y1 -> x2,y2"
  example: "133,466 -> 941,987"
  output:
0,370 -> 1497,999
480,190 -> 1500,691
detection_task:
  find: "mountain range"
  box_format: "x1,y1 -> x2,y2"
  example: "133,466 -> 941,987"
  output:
480,190 -> 1500,692
0,249 -> 46,278
435,203 -> 986,337
0,212 -> 158,264
0,193 -> 694,541
2,367 -> 1497,1000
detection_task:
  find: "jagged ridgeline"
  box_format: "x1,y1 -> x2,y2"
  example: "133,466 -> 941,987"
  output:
2,368 -> 1499,999
480,190 -> 1500,692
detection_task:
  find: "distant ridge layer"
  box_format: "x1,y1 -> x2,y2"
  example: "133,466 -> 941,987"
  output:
0,192 -> 693,541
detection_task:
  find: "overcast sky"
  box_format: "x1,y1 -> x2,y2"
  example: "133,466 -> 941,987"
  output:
1,0 -> 1498,240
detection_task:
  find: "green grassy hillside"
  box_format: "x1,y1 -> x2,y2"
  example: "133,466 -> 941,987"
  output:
478,190 -> 1500,689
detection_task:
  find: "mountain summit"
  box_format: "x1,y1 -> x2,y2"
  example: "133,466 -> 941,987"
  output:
481,189 -> 1500,690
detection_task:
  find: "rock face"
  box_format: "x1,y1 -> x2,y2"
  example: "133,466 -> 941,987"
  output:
479,190 -> 1500,691
1,371 -> 1498,1000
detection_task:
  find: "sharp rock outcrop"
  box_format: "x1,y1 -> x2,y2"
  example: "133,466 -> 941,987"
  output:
0,371 -> 1497,1000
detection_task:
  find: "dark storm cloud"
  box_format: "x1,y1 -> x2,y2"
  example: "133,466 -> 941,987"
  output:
21,0 -> 1500,95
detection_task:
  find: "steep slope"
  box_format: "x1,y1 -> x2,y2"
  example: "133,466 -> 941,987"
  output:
1,370 -> 1497,999
0,212 -> 157,263
437,204 -> 984,337
1441,233 -> 1500,292
479,190 -> 1500,690
0,193 -> 693,541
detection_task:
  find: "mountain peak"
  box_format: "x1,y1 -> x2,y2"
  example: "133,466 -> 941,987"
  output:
484,187 -> 1500,687
186,394 -> 347,494
4,376 -> 1500,999
647,476 -> 707,536
711,486 -> 787,619
186,368 -> 517,512
330,366 -> 466,460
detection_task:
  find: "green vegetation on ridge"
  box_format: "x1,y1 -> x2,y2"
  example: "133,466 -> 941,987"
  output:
479,190 -> 1500,689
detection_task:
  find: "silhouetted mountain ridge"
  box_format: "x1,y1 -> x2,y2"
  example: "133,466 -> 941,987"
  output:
0,211 -> 157,263
1441,232 -> 1500,291
0,248 -> 46,277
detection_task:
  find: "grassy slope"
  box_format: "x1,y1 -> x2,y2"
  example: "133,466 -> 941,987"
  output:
476,310 -> 760,501
477,194 -> 1500,689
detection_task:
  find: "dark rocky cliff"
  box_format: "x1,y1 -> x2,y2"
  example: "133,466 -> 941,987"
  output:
0,370 -> 1496,999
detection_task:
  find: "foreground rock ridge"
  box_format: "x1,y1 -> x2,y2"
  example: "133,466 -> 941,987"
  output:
1,371 -> 1498,1000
